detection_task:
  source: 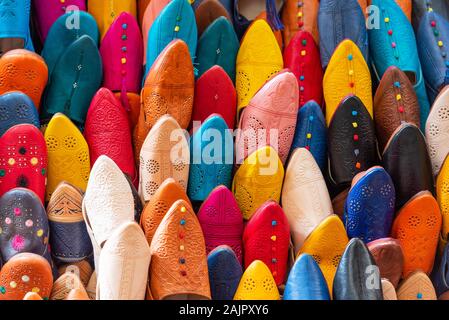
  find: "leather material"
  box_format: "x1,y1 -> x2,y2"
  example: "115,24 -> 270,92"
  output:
66,288 -> 90,300
98,222 -> 150,300
140,178 -> 191,246
0,92 -> 40,136
235,70 -> 298,165
196,17 -> 239,81
42,35 -> 103,126
83,155 -> 134,272
332,188 -> 349,219
232,146 -> 284,220
426,86 -> 449,176
197,185 -> 243,263
283,31 -> 323,107
297,215 -> 349,295
412,0 -> 449,32
23,292 -> 43,300
0,49 -> 48,109
150,200 -> 211,300
367,237 -> 404,288
368,0 -> 430,129
138,115 -> 190,202
323,39 -> 372,126
318,0 -> 368,69
58,260 -> 93,288
207,245 -> 242,300
42,12 -> 99,78
100,12 -> 143,106
87,0 -> 137,39
188,115 -> 233,201
281,0 -> 319,47
134,40 -> 194,160
283,253 -> 330,300
115,92 -> 141,131
45,113 -> 90,201
50,272 -> 84,300
0,124 -> 47,203
289,101 -> 327,172
344,167 -> 396,243
233,260 -> 280,300
374,66 -> 421,151
142,0 -> 171,66
243,201 -> 290,286
392,191 -> 441,277
382,279 -> 398,300
143,0 -> 197,80
432,242 -> 449,298
397,271 -> 437,300
255,11 -> 283,49
236,19 -> 283,116
0,0 -> 34,51
333,238 -> 383,300
47,182 -> 92,265
417,12 -> 449,104
0,188 -> 50,263
282,148 -> 333,253
0,253 -> 52,300
192,65 -> 237,129
195,0 -> 231,37
396,0 -> 412,20
328,95 -> 378,188
193,0 -> 233,15
84,88 -> 136,183
382,123 -> 434,209
126,174 -> 143,222
33,0 -> 87,42
437,154 -> 449,242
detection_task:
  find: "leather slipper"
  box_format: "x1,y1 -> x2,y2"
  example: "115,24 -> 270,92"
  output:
282,148 -> 333,253
188,115 -> 233,201
235,70 -> 298,165
281,0 -> 320,46
50,272 -> 84,300
437,154 -> 449,245
374,66 -> 421,151
233,260 -> 280,300
392,191 -> 441,277
397,271 -> 437,300
236,19 -> 283,116
0,0 -> 34,53
412,0 -> 449,31
382,123 -> 434,209
243,201 -> 290,286
323,39 -> 372,126
232,146 -> 284,220
134,40 -> 194,160
0,92 -> 40,136
0,49 -> 48,109
138,115 -> 190,203
328,95 -> 378,188
140,178 -> 191,246
0,252 -> 52,300
197,185 -> 243,263
195,0 -> 231,37
149,200 -> 211,300
432,242 -> 449,298
44,113 -> 90,202
47,182 -> 92,265
382,279 -> 397,300
58,260 -> 93,288
333,238 -> 383,300
84,88 -> 136,183
0,124 -> 47,203
283,253 -> 330,300
83,155 -> 134,272
23,292 -> 43,300
196,17 -> 239,81
191,65 -> 236,130
367,237 -> 404,288
283,31 -> 323,107
297,215 -> 349,296
98,221 -> 150,300
344,167 -> 395,243
207,245 -> 242,300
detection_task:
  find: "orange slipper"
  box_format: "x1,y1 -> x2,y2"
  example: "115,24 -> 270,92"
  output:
0,49 -> 48,109
65,288 -> 90,300
392,191 -> 442,277
23,292 -> 43,300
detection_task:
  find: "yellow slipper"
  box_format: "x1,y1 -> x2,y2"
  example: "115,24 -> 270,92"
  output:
44,113 -> 90,201
437,154 -> 449,245
296,215 -> 349,296
232,146 -> 284,220
323,39 -> 372,126
234,260 -> 280,300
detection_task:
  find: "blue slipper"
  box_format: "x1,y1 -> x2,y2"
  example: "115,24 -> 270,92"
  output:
0,92 -> 39,136
0,0 -> 34,52
431,242 -> 449,298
